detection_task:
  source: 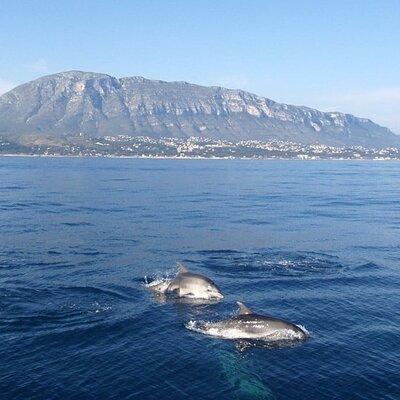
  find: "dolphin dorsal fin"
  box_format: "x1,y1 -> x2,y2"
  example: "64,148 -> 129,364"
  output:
237,301 -> 252,315
177,262 -> 188,273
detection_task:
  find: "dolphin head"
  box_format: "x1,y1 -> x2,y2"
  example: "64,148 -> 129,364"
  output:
179,277 -> 224,300
176,262 -> 224,300
148,280 -> 170,294
203,282 -> 224,300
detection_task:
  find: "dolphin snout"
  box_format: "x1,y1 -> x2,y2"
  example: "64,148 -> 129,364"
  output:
210,291 -> 224,300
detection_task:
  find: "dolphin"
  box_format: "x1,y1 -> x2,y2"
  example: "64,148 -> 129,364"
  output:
187,301 -> 309,342
148,262 -> 224,300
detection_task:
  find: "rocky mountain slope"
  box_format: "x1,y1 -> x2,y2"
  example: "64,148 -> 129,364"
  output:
0,70 -> 398,148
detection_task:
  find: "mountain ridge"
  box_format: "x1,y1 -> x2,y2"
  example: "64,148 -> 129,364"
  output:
0,70 -> 398,148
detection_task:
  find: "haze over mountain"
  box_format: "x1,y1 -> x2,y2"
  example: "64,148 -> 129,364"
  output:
0,70 -> 398,148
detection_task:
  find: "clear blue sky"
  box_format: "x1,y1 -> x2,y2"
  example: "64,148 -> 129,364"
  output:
1,0 -> 399,132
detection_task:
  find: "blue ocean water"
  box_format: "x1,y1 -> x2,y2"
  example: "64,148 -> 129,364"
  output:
0,157 -> 399,400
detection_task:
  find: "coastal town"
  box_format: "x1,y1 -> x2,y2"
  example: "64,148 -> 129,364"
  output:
1,135 -> 400,160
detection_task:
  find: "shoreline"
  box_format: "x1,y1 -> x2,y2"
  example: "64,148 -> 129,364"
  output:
0,153 -> 398,161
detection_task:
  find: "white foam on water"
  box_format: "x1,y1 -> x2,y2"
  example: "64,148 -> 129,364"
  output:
91,301 -> 112,314
144,276 -> 169,288
296,324 -> 310,337
186,320 -> 250,339
143,266 -> 177,289
143,273 -> 173,289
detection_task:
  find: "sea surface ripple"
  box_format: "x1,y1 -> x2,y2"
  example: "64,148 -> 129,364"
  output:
1,158 -> 400,399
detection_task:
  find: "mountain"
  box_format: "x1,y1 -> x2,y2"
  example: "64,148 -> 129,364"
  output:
0,70 -> 398,148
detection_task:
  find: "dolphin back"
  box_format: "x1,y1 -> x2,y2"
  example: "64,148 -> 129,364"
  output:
235,314 -> 309,339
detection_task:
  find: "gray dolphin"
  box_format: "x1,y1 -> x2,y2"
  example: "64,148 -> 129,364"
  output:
187,301 -> 309,341
148,262 -> 224,300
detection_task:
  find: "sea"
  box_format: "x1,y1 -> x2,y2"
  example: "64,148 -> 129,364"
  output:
0,157 -> 399,400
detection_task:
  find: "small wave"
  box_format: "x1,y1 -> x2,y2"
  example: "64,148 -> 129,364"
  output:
353,262 -> 380,271
62,222 -> 93,227
69,249 -> 109,256
198,249 -> 243,255
0,185 -> 27,190
60,285 -> 128,300
47,250 -> 62,255
201,249 -> 344,276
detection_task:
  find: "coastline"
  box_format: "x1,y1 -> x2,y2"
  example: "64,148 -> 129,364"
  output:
0,153 -> 398,161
